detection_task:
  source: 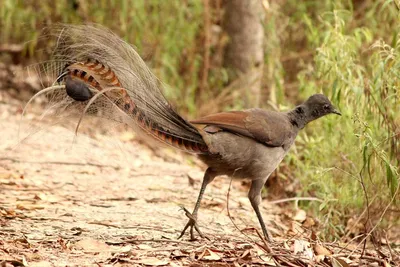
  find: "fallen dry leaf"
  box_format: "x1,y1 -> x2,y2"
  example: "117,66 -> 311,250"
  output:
283,241 -> 290,250
0,171 -> 23,180
171,249 -> 187,259
29,261 -> 53,267
332,257 -> 350,267
137,244 -> 153,250
239,249 -> 253,261
254,247 -> 276,265
290,221 -> 306,235
118,245 -> 132,253
22,256 -> 28,266
0,207 -> 17,217
16,202 -> 45,211
34,192 -> 62,203
293,240 -> 314,260
202,249 -> 221,261
133,257 -> 169,266
303,217 -> 316,228
314,244 -> 332,256
293,209 -> 307,222
73,238 -> 110,253
259,254 -> 277,266
315,254 -> 326,263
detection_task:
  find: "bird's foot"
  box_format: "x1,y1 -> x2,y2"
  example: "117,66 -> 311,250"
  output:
261,229 -> 273,244
178,207 -> 208,241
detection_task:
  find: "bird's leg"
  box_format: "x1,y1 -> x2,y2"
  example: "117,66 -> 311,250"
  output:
179,168 -> 217,240
248,178 -> 272,242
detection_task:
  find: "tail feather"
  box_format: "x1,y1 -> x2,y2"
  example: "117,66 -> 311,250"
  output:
32,24 -> 208,154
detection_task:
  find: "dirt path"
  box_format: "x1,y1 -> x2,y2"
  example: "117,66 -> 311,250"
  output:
0,98 -> 287,266
1,97 -> 397,266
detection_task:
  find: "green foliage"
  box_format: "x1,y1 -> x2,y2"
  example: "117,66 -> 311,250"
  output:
278,1 -> 399,239
0,0 -> 205,114
1,0 -> 399,239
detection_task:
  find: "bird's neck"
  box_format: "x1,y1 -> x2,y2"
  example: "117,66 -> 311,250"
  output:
287,105 -> 310,129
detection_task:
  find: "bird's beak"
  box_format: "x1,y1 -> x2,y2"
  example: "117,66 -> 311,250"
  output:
332,107 -> 341,116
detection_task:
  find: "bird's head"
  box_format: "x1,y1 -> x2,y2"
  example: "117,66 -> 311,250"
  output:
291,94 -> 341,128
302,94 -> 341,120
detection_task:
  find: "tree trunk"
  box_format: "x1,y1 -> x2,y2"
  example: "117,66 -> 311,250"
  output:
223,0 -> 265,107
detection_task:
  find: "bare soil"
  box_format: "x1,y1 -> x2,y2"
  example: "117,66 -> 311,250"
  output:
0,88 -> 398,266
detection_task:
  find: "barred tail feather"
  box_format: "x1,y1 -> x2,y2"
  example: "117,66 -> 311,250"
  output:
26,24 -> 208,154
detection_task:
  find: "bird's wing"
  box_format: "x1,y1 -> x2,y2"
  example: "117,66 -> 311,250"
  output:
191,109 -> 293,147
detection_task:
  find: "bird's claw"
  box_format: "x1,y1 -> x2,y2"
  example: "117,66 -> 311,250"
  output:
178,207 -> 208,241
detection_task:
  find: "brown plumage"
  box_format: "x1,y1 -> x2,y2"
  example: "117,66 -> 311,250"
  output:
26,24 -> 341,242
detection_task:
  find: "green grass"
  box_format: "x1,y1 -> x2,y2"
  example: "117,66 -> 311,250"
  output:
1,0 -> 398,240
278,1 -> 399,240
1,0 -> 206,114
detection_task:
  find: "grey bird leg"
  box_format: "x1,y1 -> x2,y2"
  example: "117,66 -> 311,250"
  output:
248,178 -> 272,242
179,168 -> 217,240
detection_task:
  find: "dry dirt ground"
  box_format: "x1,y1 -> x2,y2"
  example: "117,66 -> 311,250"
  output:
0,91 -> 398,266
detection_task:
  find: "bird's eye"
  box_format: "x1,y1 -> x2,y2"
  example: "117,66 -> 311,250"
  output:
323,104 -> 330,110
